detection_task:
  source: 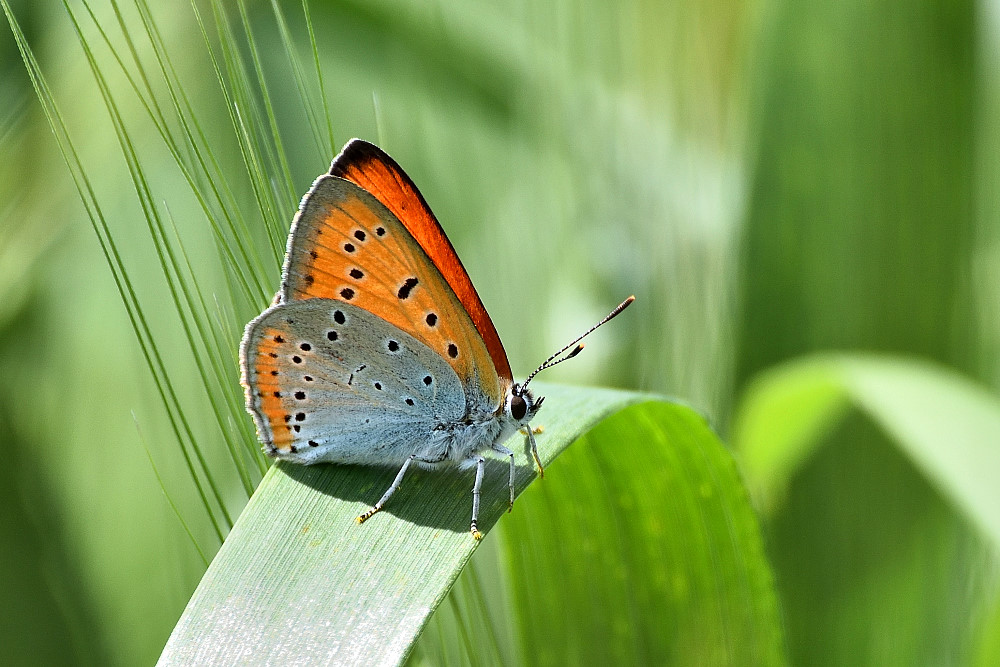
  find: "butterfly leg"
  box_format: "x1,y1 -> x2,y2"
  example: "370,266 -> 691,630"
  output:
470,456 -> 486,540
523,425 -> 544,478
491,444 -> 515,512
357,456 -> 414,525
356,453 -> 445,525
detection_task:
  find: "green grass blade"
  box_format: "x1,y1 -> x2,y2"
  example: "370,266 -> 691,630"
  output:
102,0 -> 273,304
269,0 -> 328,162
300,0 -> 336,156
733,354 -> 1000,549
63,0 -> 235,530
1,0 -> 234,540
233,0 -> 296,204
159,384 -> 784,665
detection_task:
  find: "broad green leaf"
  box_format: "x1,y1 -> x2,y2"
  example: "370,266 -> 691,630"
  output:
730,357 -> 852,509
733,354 -> 1000,549
975,598 -> 1000,667
159,384 -> 784,665
412,396 -> 786,666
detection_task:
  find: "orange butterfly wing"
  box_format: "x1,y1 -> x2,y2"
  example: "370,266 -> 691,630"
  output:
279,170 -> 505,406
327,140 -> 513,383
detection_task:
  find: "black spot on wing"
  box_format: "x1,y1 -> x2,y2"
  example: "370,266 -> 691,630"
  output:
397,277 -> 419,299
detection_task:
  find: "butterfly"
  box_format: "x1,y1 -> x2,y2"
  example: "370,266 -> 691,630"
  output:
240,139 -> 633,539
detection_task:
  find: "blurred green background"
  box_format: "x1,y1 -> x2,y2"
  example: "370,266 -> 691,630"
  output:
2,0 -> 998,664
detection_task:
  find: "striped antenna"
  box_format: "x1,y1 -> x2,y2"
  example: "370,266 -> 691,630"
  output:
518,295 -> 635,394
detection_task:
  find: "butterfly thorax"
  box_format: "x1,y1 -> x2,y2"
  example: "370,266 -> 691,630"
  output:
417,380 -> 540,467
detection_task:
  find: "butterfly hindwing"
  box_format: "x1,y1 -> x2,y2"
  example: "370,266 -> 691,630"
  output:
240,299 -> 465,464
280,173 -> 504,408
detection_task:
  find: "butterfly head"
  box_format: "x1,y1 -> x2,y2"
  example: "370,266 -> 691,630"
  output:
507,382 -> 544,425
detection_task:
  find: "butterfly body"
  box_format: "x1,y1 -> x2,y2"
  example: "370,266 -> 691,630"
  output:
240,139 -> 627,538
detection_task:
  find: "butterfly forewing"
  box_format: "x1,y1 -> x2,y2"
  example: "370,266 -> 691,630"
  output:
280,175 -> 504,407
328,139 -> 512,383
241,299 -> 465,462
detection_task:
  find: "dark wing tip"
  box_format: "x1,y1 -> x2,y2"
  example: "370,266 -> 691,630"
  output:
330,138 -> 391,177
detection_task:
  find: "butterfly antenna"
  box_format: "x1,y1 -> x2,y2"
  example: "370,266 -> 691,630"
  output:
519,296 -> 635,394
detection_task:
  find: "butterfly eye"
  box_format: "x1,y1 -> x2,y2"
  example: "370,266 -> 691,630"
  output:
510,394 -> 527,421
